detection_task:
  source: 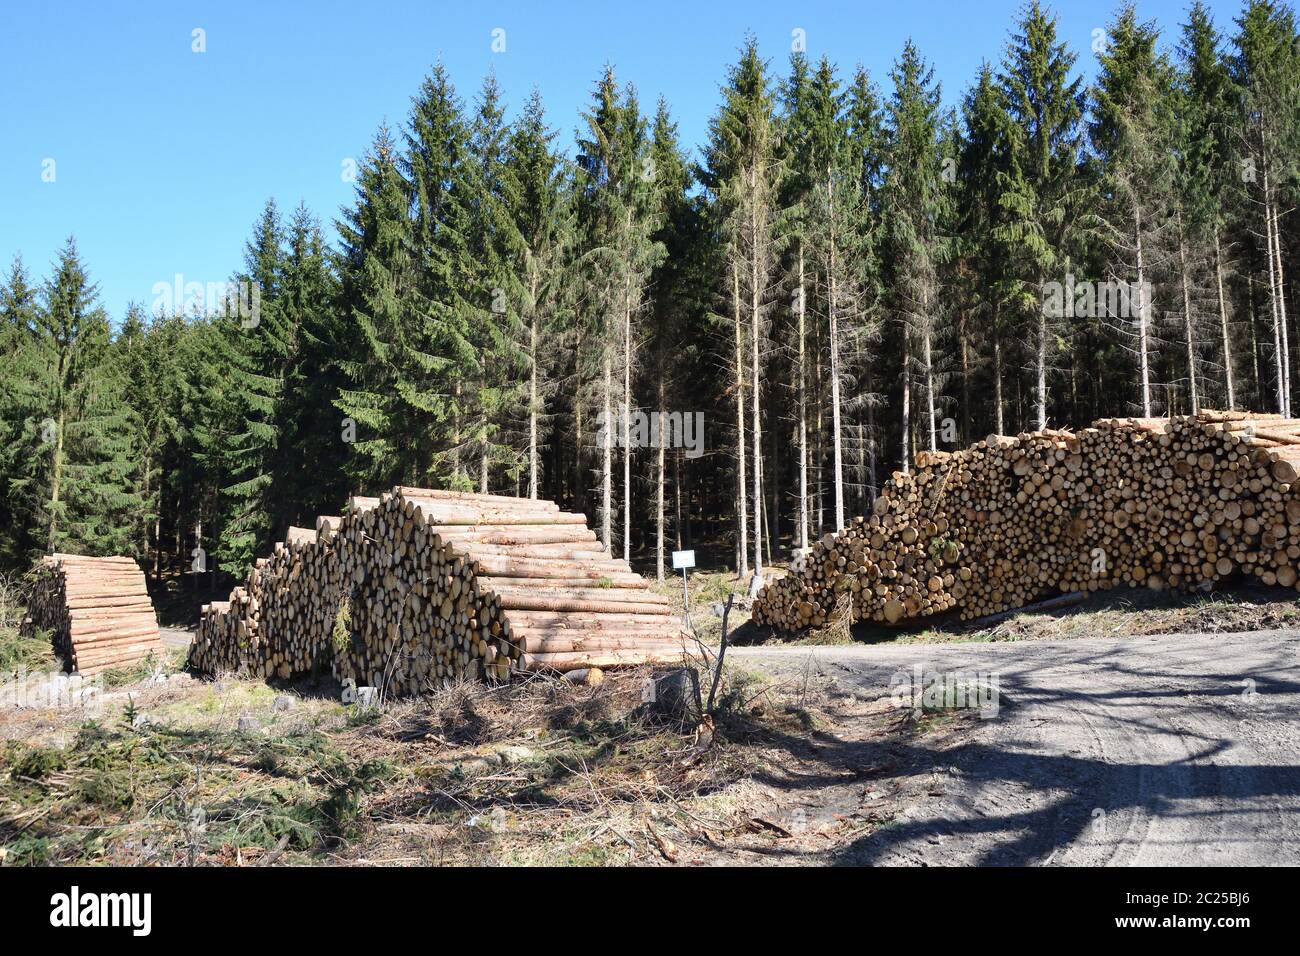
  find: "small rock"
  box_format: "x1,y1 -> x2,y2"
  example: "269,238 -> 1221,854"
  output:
131,712 -> 152,729
271,694 -> 296,713
495,745 -> 534,765
237,716 -> 263,734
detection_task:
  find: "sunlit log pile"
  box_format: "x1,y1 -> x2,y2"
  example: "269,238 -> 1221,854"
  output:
189,488 -> 687,693
24,554 -> 166,675
754,411 -> 1300,632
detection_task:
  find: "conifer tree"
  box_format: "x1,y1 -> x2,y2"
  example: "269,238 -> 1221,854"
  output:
506,89 -> 571,501
1091,5 -> 1176,416
882,40 -> 945,472
1178,2 -> 1239,409
997,0 -> 1087,430
9,240 -> 143,559
1229,0 -> 1300,414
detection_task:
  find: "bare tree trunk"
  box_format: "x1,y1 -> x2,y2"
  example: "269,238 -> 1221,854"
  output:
828,235 -> 845,532
1178,229 -> 1200,415
623,287 -> 632,564
960,320 -> 970,445
797,244 -> 808,552
656,375 -> 665,583
601,354 -> 612,553
528,306 -> 539,499
1264,176 -> 1285,414
923,301 -> 937,452
751,176 -> 763,578
1136,215 -> 1152,418
1215,232 -> 1235,409
1269,187 -> 1291,416
901,323 -> 912,474
46,408 -> 66,552
993,308 -> 1004,435
1035,303 -> 1049,429
1248,272 -> 1263,408
865,363 -> 878,500
732,259 -> 748,578
673,448 -> 683,550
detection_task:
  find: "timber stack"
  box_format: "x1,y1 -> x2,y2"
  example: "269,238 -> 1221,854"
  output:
190,488 -> 686,693
24,554 -> 165,675
754,411 -> 1300,632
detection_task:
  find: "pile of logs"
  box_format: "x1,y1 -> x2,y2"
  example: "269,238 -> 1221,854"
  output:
190,488 -> 687,693
23,554 -> 165,675
754,411 -> 1300,632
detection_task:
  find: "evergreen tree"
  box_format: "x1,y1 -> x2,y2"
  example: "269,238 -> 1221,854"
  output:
997,0 -> 1088,430
279,203 -> 345,521
1090,4 -> 1176,416
334,125 -> 431,489
958,63 -> 1015,435
204,200 -> 294,577
8,239 -> 143,559
882,39 -> 945,472
575,66 -> 664,558
507,89 -> 572,502
700,38 -> 779,575
1178,1 -> 1239,409
1229,0 -> 1300,414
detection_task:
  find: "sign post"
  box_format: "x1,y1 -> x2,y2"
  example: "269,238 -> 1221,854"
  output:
672,549 -> 695,628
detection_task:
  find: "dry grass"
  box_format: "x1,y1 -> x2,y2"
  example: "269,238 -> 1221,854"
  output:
2,657 -> 879,867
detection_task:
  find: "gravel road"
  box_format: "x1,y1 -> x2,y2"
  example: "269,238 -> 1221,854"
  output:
732,630 -> 1300,865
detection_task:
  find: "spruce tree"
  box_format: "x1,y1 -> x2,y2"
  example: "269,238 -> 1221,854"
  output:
996,0 -> 1087,430
506,89 -> 571,502
1090,4 -> 1177,416
8,239 -> 143,559
882,39 -> 945,471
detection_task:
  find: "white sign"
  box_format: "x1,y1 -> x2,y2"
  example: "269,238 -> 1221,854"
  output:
672,550 -> 695,570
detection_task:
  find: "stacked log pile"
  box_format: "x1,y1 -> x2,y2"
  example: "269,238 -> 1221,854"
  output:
754,411 -> 1300,632
190,488 -> 686,693
23,554 -> 165,675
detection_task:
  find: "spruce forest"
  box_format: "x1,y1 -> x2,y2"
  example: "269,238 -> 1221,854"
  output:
5,0 -> 1300,597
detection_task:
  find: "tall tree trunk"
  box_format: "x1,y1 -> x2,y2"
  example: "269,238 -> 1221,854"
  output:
46,408 -> 66,552
673,448 -> 683,550
1178,228 -> 1199,415
601,354 -> 612,553
993,308 -> 1004,435
732,259 -> 748,578
797,244 -> 808,552
623,285 -> 632,564
923,287 -> 937,450
960,318 -> 971,445
1135,214 -> 1152,418
656,375 -> 665,583
828,231 -> 845,532
1264,176 -> 1285,414
1269,186 -> 1291,416
1215,232 -> 1235,409
527,278 -> 540,499
750,174 -> 763,578
901,323 -> 912,474
1248,272 -> 1263,408
865,361 -> 878,500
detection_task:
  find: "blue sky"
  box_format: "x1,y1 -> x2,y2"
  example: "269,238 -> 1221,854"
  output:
1,0 -> 1243,321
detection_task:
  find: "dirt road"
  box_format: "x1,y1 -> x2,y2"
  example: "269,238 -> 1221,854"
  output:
732,630 -> 1300,865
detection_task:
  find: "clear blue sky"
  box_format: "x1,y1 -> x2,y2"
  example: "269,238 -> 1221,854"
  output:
1,0 -> 1243,321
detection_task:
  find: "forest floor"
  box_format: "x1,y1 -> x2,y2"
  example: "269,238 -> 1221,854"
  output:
5,573 -> 1300,866
0,634 -> 976,866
